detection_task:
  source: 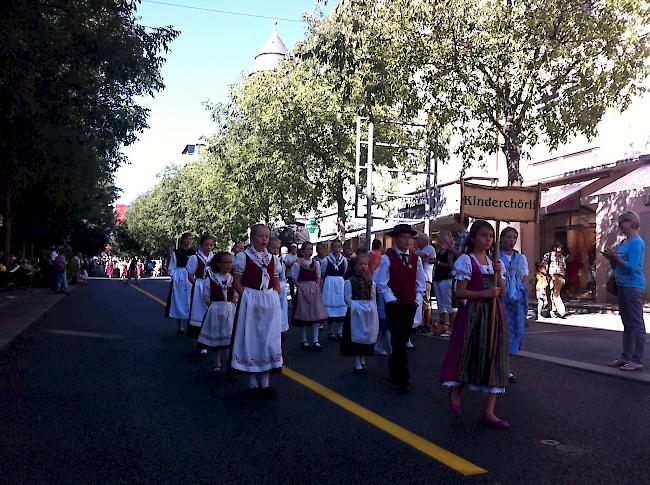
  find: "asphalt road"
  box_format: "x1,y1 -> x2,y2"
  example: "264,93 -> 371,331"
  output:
1,278 -> 649,484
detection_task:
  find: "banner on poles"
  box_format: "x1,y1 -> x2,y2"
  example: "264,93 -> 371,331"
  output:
460,181 -> 541,223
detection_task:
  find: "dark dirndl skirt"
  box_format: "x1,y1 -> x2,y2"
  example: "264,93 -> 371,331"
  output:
340,309 -> 375,357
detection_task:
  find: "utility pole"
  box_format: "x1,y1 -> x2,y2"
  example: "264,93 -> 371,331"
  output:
365,121 -> 374,250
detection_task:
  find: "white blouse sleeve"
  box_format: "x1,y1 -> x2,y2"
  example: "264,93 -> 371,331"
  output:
272,256 -> 281,277
371,281 -> 377,303
315,260 -> 321,278
454,254 -> 472,281
186,255 -> 198,276
232,252 -> 246,275
291,261 -> 300,280
168,252 -> 177,277
344,279 -> 352,307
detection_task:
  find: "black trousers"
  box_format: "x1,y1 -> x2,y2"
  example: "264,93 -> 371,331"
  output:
386,302 -> 418,385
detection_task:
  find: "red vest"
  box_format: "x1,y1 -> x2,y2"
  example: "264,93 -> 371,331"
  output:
241,254 -> 275,290
388,250 -> 418,304
298,262 -> 317,282
209,280 -> 235,302
194,257 -> 207,279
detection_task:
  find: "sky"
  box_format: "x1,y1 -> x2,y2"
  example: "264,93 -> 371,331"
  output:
116,0 -> 334,205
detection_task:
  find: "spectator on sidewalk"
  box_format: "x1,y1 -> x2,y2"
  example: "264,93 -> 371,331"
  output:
433,231 -> 454,337
415,233 -> 436,333
48,245 -> 59,291
449,214 -> 470,331
368,239 -> 383,276
604,211 -> 645,371
542,242 -> 567,318
53,247 -> 69,295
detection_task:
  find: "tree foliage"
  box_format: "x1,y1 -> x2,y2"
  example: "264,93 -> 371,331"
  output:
0,0 -> 178,256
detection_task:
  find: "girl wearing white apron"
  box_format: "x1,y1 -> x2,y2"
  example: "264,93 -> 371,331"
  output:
198,252 -> 237,373
165,232 -> 196,335
230,224 -> 283,399
340,255 -> 379,373
186,235 -> 215,342
320,239 -> 348,340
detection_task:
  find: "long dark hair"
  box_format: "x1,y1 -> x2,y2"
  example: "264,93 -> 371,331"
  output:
465,220 -> 495,256
209,251 -> 232,274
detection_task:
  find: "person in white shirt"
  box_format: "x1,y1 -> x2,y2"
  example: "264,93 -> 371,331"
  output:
415,233 -> 436,333
375,224 -> 426,394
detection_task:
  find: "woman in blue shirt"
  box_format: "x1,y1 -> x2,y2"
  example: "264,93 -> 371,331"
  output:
604,211 -> 646,371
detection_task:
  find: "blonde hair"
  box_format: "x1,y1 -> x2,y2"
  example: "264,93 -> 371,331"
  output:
618,211 -> 641,229
250,223 -> 269,236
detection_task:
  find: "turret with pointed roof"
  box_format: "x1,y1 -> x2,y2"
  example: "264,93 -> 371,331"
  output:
254,21 -> 290,72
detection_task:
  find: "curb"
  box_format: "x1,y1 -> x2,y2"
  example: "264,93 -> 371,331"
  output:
419,333 -> 650,385
0,285 -> 78,351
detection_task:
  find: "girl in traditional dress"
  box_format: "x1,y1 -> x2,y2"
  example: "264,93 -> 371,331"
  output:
165,233 -> 196,335
292,242 -> 329,351
268,237 -> 289,333
186,234 -> 215,345
341,255 -> 379,373
230,224 -> 282,399
198,252 -> 237,373
320,239 -> 348,341
499,226 -> 529,383
439,220 -> 510,429
105,260 -> 113,279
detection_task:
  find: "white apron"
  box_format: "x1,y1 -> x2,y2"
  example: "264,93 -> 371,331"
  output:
198,301 -> 236,348
189,277 -> 210,328
350,299 -> 379,345
322,276 -> 347,318
412,300 -> 422,328
230,287 -> 283,373
168,268 -> 191,319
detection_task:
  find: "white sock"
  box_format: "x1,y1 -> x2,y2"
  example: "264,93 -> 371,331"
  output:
312,324 -> 320,343
337,320 -> 343,335
259,371 -> 270,388
300,326 -> 307,342
248,374 -> 258,388
361,356 -> 366,365
354,356 -> 363,369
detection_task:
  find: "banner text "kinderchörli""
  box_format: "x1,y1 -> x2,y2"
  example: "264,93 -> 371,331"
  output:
463,195 -> 537,210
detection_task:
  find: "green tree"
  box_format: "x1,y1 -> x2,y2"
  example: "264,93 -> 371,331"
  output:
0,0 -> 178,256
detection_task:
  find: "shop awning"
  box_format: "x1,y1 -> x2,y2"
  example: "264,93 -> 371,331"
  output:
541,178 -> 599,214
589,164 -> 650,196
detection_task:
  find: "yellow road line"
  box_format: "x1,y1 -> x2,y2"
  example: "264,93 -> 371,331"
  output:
128,283 -> 167,306
129,282 -> 487,476
283,367 -> 486,476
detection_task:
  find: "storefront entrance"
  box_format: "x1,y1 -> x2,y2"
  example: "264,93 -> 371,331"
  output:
540,207 -> 596,299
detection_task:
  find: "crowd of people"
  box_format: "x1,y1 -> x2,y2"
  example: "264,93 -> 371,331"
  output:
0,246 -> 94,293
103,257 -> 161,282
153,210 -> 645,428
162,218 -> 517,428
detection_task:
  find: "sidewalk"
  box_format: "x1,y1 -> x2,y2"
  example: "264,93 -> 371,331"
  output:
424,306 -> 650,384
0,287 -> 73,350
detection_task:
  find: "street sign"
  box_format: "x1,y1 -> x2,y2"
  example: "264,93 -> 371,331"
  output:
460,181 -> 541,223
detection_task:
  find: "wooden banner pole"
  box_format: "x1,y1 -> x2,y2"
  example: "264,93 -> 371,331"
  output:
488,220 -> 501,359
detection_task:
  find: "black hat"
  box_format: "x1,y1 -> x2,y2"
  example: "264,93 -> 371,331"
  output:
388,224 -> 417,237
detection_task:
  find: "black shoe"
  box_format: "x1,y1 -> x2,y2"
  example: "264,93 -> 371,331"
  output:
328,333 -> 338,341
352,367 -> 368,374
508,372 -> 516,384
247,387 -> 263,399
301,341 -> 311,350
312,342 -> 322,352
176,329 -> 184,335
260,387 -> 277,400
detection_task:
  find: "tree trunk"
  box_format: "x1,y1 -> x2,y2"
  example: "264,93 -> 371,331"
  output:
503,123 -> 524,186
3,185 -> 12,259
335,176 -> 346,242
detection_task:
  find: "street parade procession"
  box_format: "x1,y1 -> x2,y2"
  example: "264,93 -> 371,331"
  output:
165,217 -> 524,429
3,1 -> 650,483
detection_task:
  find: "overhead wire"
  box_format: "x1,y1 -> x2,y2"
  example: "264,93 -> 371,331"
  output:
141,0 -> 304,23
